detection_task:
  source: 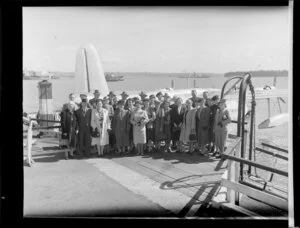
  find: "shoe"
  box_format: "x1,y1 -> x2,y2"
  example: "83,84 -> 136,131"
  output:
69,155 -> 74,159
65,157 -> 68,160
215,154 -> 222,159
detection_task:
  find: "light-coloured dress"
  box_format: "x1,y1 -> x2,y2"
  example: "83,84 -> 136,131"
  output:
90,108 -> 111,146
180,108 -> 197,143
214,108 -> 231,150
130,109 -> 149,145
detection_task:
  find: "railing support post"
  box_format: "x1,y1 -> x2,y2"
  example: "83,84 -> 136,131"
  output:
26,120 -> 35,167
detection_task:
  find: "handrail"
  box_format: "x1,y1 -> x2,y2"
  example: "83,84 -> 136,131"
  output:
222,153 -> 288,177
261,142 -> 288,154
223,137 -> 242,156
255,147 -> 288,161
30,118 -> 61,123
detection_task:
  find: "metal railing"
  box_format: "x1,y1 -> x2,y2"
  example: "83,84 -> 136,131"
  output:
220,137 -> 288,212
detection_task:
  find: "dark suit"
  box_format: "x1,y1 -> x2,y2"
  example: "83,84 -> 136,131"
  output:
196,106 -> 210,146
170,105 -> 185,141
75,107 -> 92,157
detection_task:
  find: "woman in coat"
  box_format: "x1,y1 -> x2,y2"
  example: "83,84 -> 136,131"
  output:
90,100 -> 111,157
113,100 -> 131,154
170,97 -> 185,152
195,98 -> 210,155
180,99 -> 197,153
60,102 -> 77,159
213,99 -> 231,158
143,98 -> 156,152
154,101 -> 171,152
130,100 -> 149,155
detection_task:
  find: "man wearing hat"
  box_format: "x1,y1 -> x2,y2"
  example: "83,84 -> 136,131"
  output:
75,94 -> 92,158
89,90 -> 101,109
139,91 -> 148,101
190,89 -> 199,108
121,91 -> 129,103
203,91 -> 212,108
195,97 -> 210,156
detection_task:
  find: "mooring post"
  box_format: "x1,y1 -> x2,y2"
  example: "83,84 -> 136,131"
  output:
193,79 -> 196,88
38,80 -> 54,131
171,79 -> 174,89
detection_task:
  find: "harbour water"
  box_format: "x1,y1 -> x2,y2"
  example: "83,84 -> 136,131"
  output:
23,74 -> 289,113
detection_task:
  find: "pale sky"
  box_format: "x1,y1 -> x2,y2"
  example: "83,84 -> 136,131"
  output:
23,6 -> 290,73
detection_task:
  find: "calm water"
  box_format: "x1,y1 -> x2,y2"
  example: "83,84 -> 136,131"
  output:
23,74 -> 288,113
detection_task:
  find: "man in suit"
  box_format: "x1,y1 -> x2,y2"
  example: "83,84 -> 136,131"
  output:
120,91 -> 129,104
203,91 -> 212,108
89,90 -> 101,109
190,89 -> 199,108
170,97 -> 185,152
75,95 -> 92,158
195,98 -> 210,155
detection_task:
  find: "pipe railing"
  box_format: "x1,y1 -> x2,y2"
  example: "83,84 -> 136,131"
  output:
221,136 -> 288,211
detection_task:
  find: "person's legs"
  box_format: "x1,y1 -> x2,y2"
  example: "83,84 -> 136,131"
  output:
96,145 -> 101,157
141,144 -> 144,155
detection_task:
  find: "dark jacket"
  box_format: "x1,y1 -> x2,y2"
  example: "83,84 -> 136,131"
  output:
60,110 -> 77,142
75,107 -> 92,131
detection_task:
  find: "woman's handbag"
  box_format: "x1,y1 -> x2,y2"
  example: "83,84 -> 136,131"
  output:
189,129 -> 197,141
91,127 -> 100,138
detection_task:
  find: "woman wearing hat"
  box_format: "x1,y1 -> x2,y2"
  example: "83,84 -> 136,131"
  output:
130,100 -> 149,155
213,99 -> 231,158
154,100 -> 171,152
60,102 -> 77,159
180,99 -> 197,153
156,91 -> 164,103
90,100 -> 111,157
143,98 -> 156,153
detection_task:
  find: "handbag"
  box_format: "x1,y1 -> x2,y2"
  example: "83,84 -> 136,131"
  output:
91,127 -> 100,138
189,133 -> 197,141
189,129 -> 197,141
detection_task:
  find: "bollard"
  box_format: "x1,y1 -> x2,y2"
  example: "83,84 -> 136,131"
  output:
37,80 -> 55,129
193,79 -> 196,88
171,79 -> 174,88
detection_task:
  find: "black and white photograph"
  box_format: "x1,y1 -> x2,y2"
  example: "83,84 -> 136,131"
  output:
22,5 -> 293,220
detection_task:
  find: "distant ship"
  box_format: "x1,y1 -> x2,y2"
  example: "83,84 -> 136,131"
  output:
179,72 -> 210,78
105,73 -> 124,82
23,69 -> 59,80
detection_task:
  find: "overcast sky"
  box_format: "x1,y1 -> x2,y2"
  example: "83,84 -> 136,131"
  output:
23,6 -> 290,73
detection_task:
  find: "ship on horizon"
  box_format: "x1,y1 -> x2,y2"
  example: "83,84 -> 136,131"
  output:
178,72 -> 210,78
105,72 -> 124,82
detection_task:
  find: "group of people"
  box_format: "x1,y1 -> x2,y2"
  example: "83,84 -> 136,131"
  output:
60,89 -> 231,160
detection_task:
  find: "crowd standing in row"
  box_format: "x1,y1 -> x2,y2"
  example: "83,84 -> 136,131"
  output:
60,89 -> 231,160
